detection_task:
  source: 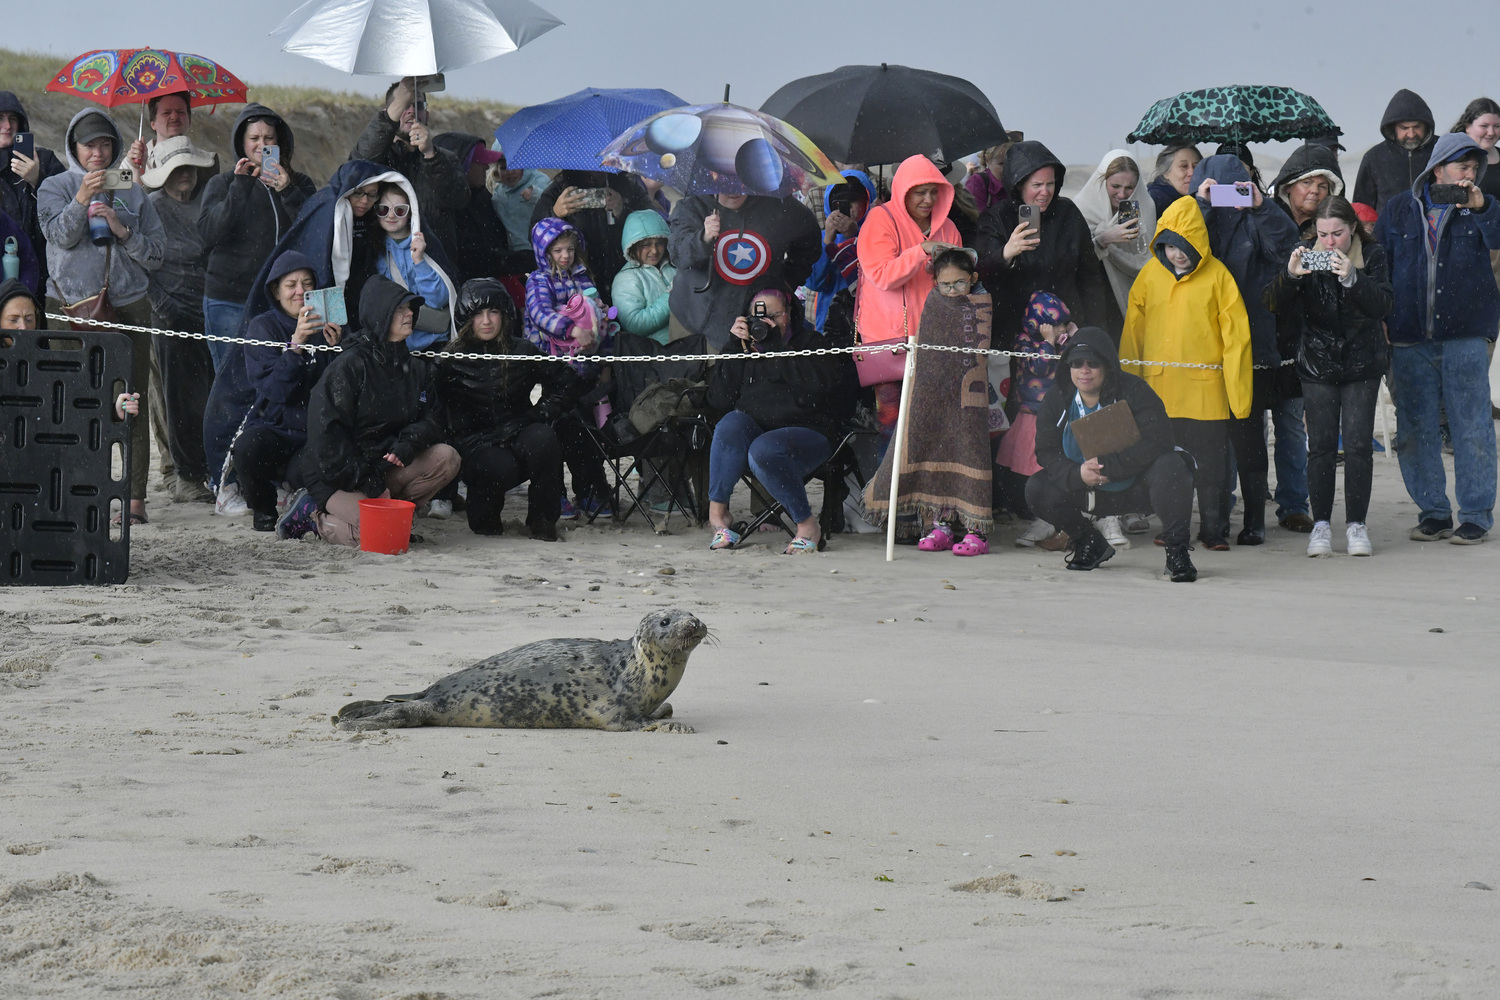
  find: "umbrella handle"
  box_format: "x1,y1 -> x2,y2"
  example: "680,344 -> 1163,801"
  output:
138,102 -> 144,141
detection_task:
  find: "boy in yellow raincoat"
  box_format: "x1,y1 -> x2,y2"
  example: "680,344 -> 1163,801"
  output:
1120,197 -> 1252,548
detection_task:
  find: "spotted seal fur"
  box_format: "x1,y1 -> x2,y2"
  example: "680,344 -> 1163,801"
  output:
332,609 -> 709,732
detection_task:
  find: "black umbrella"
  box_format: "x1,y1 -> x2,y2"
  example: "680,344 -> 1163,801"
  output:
760,63 -> 1006,166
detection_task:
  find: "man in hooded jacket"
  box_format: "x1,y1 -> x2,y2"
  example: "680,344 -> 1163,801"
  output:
0,92 -> 67,293
1353,89 -> 1437,217
1375,131 -> 1500,544
1191,153 -> 1308,541
803,168 -> 876,333
1029,327 -> 1199,582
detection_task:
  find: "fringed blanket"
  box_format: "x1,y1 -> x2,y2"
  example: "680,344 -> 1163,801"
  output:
865,292 -> 994,534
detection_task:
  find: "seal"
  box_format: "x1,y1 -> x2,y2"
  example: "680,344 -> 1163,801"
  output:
332,609 -> 709,733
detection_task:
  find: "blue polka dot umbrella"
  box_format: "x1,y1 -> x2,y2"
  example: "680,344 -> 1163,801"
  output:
601,100 -> 840,198
493,87 -> 688,171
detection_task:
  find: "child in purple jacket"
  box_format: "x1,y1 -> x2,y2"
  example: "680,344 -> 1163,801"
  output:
524,216 -> 613,380
523,215 -> 614,517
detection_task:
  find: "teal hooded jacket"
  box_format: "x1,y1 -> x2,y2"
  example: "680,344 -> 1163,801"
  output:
611,209 -> 676,344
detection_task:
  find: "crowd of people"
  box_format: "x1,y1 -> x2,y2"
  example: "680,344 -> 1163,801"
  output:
3,80 -> 1497,577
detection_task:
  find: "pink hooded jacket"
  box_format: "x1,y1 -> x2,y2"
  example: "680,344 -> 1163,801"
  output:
854,156 -> 962,345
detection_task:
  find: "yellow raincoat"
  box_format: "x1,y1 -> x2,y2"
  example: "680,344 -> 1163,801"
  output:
1120,198 -> 1252,421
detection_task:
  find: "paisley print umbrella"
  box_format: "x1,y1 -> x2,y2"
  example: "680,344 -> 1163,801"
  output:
46,48 -> 248,108
1127,86 -> 1340,145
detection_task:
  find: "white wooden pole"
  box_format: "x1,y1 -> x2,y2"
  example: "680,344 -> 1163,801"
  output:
884,335 -> 918,562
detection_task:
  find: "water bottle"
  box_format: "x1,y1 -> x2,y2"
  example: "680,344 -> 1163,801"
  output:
89,194 -> 114,247
2,237 -> 17,281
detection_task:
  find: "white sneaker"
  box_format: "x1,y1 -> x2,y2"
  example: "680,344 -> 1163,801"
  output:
1346,522 -> 1372,557
426,499 -> 453,520
1307,520 -> 1333,557
1097,515 -> 1130,550
1015,518 -> 1056,548
275,485 -> 292,512
214,482 -> 249,517
1122,513 -> 1152,534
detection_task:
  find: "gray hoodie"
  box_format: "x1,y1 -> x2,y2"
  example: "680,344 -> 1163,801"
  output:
35,108 -> 165,308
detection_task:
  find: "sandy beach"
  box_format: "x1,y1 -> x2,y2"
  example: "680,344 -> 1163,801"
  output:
2,450 -> 1497,999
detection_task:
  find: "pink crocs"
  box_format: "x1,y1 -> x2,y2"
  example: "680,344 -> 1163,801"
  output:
952,533 -> 989,556
917,525 -> 955,552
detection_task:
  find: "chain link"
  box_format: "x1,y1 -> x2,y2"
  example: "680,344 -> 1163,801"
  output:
44,312 -> 1294,370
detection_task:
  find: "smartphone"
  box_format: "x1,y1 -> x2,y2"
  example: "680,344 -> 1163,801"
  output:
413,73 -> 446,94
260,145 -> 281,180
11,132 -> 34,159
1208,181 -> 1254,207
575,188 -> 611,210
303,287 -> 347,326
1017,203 -> 1039,235
1300,249 -> 1337,272
1116,199 -> 1140,226
102,167 -> 134,190
1429,183 -> 1471,205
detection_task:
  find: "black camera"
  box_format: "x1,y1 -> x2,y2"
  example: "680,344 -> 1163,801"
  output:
746,299 -> 775,343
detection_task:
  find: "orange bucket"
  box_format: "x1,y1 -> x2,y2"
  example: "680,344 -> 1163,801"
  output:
359,498 -> 416,554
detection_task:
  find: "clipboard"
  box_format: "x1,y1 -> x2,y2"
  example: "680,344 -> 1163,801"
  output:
1069,400 -> 1140,459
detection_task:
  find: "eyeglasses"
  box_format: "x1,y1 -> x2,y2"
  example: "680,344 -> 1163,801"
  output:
936,280 -> 972,294
349,188 -> 378,202
1069,357 -> 1101,370
375,203 -> 411,219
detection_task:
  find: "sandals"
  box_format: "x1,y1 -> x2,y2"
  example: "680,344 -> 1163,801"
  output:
917,525 -> 955,551
951,533 -> 989,556
708,526 -> 742,550
783,536 -> 819,555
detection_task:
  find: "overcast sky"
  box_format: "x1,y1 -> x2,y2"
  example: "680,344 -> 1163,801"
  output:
6,0 -> 1497,167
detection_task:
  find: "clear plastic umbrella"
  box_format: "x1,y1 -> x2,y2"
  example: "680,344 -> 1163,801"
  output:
271,0 -> 563,76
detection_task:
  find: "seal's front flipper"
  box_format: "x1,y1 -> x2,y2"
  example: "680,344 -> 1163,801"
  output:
651,702 -> 673,719
333,699 -> 437,731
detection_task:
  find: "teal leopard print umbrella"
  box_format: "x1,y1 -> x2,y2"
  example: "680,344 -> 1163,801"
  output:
1127,85 -> 1340,145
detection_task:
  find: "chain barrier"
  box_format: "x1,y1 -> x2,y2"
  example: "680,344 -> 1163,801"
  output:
44,312 -> 1295,371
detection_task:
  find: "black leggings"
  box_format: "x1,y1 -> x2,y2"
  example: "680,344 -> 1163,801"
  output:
462,423 -> 564,533
231,425 -> 301,515
151,327 -> 214,479
1302,378 -> 1380,524
554,416 -> 609,500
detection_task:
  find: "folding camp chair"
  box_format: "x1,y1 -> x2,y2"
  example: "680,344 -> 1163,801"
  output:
579,411 -> 712,530
733,429 -> 880,542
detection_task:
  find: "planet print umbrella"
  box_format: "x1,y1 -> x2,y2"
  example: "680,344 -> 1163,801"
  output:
600,93 -> 840,199
1127,85 -> 1341,146
494,87 -> 688,171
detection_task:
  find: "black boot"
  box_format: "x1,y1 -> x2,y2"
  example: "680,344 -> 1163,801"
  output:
1236,500 -> 1265,546
527,517 -> 559,541
1165,543 -> 1198,582
1064,528 -> 1115,571
252,509 -> 278,532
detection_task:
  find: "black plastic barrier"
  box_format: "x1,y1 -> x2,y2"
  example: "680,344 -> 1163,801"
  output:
1,329 -> 133,585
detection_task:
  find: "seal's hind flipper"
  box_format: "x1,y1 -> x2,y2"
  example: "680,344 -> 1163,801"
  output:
333,698 -> 437,731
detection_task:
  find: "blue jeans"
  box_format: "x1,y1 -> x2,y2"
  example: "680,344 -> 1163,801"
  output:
708,410 -> 831,524
1271,396 -> 1309,518
1389,337 -> 1497,531
202,297 -> 245,374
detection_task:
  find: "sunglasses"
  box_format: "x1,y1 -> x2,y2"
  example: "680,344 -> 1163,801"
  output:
1069,357 -> 1102,370
376,203 -> 411,219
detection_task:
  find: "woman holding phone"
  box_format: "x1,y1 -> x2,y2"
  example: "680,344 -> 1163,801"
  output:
975,140 -> 1109,348
197,104 -> 316,374
1076,150 -> 1157,336
1264,196 -> 1392,557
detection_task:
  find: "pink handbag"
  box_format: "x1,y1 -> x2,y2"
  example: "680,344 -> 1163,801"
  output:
854,336 -> 908,386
